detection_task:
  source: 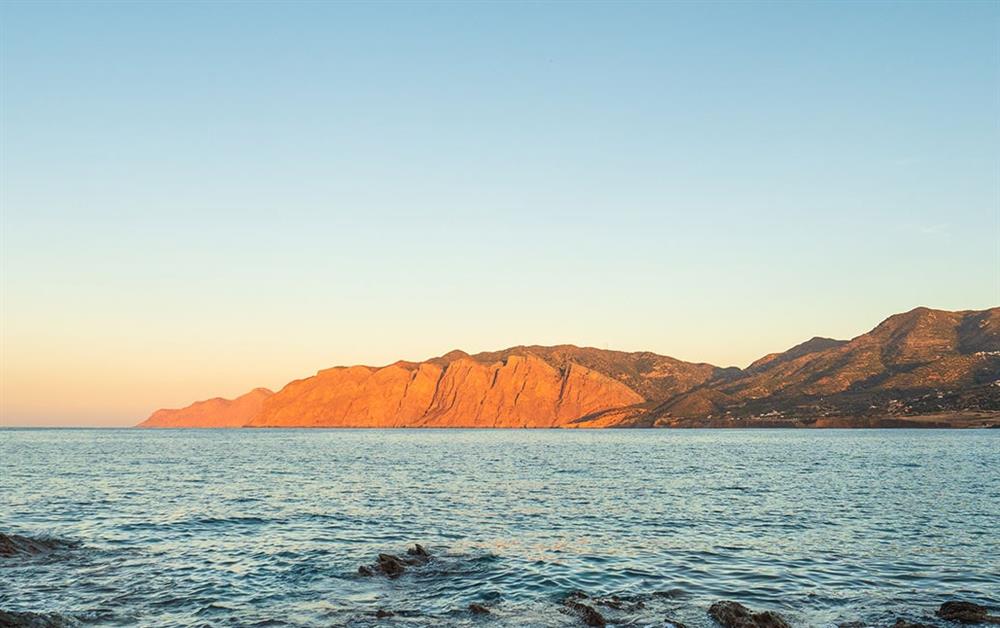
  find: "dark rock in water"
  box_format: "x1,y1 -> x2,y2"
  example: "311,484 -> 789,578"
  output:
0,609 -> 69,627
653,589 -> 688,599
565,590 -> 641,610
937,601 -> 1000,624
892,620 -> 935,628
598,597 -> 624,610
662,620 -> 689,628
359,545 -> 433,579
708,601 -> 791,628
0,534 -> 72,558
564,599 -> 606,627
373,609 -> 394,619
837,622 -> 866,628
468,603 -> 490,615
377,553 -> 407,579
562,590 -> 651,621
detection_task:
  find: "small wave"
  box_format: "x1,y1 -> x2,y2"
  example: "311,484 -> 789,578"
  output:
116,515 -> 281,532
190,515 -> 277,526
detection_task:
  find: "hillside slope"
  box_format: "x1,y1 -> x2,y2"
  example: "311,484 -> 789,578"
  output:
640,307 -> 1000,426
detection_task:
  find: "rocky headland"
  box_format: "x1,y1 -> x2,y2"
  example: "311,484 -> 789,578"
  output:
137,307 -> 1000,429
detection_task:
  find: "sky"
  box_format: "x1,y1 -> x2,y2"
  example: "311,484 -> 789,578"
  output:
1,2 -> 998,427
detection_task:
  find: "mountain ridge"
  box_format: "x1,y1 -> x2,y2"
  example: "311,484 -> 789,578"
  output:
137,307 -> 1000,429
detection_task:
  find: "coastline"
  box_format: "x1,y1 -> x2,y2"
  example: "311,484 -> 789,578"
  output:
132,413 -> 1000,429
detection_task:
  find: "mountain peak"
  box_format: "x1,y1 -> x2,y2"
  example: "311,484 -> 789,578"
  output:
748,336 -> 846,372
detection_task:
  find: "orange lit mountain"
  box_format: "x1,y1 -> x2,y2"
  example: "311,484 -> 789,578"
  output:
247,347 -> 727,428
137,307 -> 1000,428
137,388 -> 274,428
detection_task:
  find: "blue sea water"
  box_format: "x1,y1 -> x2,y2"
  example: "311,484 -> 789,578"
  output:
0,428 -> 997,627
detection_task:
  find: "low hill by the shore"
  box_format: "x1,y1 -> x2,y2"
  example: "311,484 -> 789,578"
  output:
138,388 -> 274,428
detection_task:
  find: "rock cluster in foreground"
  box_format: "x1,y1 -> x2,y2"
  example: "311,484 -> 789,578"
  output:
3,536 -> 998,627
350,544 -> 999,628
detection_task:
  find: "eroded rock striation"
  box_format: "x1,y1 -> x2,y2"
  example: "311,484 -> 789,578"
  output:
247,350 -> 662,428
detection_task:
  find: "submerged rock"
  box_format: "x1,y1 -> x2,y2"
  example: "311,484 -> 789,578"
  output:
708,601 -> 791,628
652,589 -> 688,599
563,599 -> 606,627
373,609 -> 394,619
562,590 -> 683,625
468,603 -> 490,615
0,534 -> 72,558
376,553 -> 407,579
0,609 -> 70,627
892,620 -> 935,628
565,590 -> 645,613
937,601 -> 1000,624
595,595 -> 644,612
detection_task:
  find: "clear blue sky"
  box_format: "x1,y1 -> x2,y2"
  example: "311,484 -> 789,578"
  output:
1,1 -> 998,425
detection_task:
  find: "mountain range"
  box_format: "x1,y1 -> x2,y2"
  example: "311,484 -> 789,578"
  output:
137,306 -> 1000,429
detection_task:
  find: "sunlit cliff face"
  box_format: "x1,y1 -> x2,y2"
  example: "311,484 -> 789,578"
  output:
139,352 -> 650,429
249,355 -> 644,428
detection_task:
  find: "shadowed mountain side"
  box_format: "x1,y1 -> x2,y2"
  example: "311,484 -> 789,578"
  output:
645,307 -> 1000,425
137,388 -> 274,428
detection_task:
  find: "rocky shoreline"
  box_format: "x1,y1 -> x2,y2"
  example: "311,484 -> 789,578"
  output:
630,412 -> 1000,429
351,544 -> 999,628
4,535 -> 998,627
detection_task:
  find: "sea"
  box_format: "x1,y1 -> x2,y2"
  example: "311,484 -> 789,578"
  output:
1,428 -> 997,627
